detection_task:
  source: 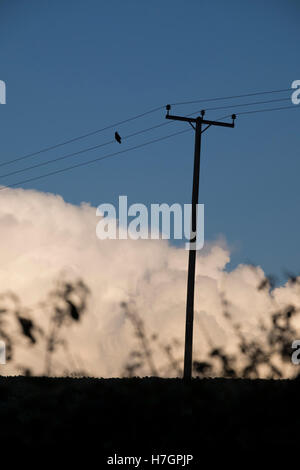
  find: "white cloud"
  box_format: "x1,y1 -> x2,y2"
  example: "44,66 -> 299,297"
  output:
0,187 -> 298,377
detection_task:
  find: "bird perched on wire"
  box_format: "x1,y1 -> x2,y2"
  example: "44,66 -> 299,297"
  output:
115,131 -> 121,144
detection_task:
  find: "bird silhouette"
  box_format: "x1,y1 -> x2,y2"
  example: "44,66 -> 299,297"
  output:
115,131 -> 121,144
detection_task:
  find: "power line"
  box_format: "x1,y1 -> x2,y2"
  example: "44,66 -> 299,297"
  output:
1,103 -> 299,189
0,97 -> 295,181
0,105 -> 165,169
0,86 -> 294,169
170,87 -> 292,106
236,104 -> 300,116
0,127 -> 192,191
195,97 -> 290,113
190,104 -> 299,122
0,121 -> 172,179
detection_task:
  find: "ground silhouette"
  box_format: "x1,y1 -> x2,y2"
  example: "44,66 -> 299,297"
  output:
0,375 -> 299,465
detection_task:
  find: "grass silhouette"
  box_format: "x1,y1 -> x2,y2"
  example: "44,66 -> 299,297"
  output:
0,274 -> 300,463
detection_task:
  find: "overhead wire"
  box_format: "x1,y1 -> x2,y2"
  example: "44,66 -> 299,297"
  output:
170,87 -> 292,106
0,105 -> 165,168
0,121 -> 173,179
0,97 -> 297,181
0,90 -> 298,189
0,127 -> 193,191
192,96 -> 290,113
0,86 -> 294,169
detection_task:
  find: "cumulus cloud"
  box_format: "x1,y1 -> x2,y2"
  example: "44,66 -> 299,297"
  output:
0,187 -> 298,377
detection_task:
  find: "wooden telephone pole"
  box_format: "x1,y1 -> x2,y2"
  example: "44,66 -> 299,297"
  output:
165,106 -> 236,381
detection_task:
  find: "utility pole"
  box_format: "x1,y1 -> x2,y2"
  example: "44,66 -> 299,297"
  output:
165,105 -> 236,381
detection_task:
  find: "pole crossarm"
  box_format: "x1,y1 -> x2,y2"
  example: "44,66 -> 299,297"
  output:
164,104 -> 236,381
166,113 -> 236,128
202,118 -> 235,128
166,114 -> 198,124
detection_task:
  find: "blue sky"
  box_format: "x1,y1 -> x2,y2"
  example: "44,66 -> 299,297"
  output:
0,0 -> 299,281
